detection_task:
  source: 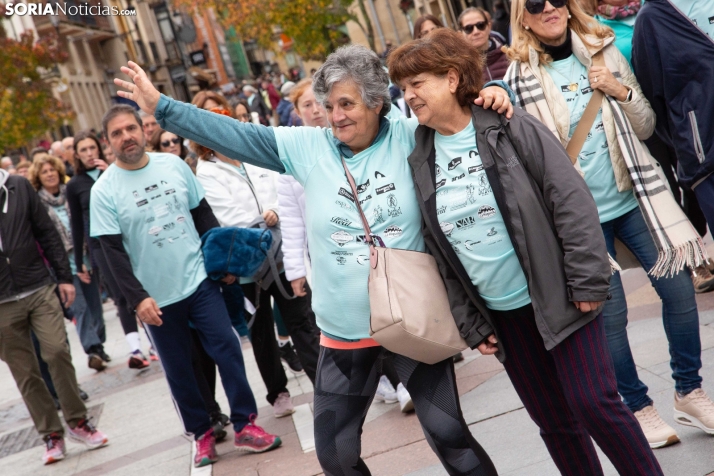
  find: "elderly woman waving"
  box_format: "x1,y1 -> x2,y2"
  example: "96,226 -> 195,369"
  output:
388,28 -> 662,475
503,0 -> 714,450
113,48 -> 512,475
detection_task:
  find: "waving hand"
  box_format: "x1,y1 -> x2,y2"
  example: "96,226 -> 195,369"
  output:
114,61 -> 161,115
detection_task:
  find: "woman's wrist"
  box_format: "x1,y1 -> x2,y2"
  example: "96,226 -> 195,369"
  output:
616,85 -> 631,102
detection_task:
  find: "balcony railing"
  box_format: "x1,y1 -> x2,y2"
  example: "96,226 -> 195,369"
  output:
33,0 -> 115,33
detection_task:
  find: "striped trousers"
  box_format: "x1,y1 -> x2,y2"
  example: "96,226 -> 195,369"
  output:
492,305 -> 663,476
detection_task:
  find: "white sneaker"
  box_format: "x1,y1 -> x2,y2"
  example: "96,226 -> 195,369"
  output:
374,376 -> 397,404
396,383 -> 414,413
674,388 -> 714,434
634,405 -> 679,449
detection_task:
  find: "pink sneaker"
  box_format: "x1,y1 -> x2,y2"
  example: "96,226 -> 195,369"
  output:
148,347 -> 159,361
67,419 -> 109,449
234,414 -> 282,453
42,433 -> 66,465
194,428 -> 218,467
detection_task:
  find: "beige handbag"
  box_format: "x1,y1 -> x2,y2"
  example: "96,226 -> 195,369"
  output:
342,158 -> 468,365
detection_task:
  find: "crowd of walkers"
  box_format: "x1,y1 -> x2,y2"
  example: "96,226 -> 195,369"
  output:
1,0 -> 713,474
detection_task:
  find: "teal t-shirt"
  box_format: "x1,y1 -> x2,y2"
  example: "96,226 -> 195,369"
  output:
273,114 -> 425,340
598,15 -> 637,65
86,168 -> 100,181
434,120 -> 530,311
89,153 -> 208,308
52,204 -> 89,275
547,56 -> 638,223
672,0 -> 714,37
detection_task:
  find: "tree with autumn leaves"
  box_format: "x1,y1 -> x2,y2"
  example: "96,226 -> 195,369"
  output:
176,0 -> 378,61
0,17 -> 73,153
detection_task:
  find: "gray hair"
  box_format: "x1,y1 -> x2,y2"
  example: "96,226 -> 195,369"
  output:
138,109 -> 153,119
313,45 -> 391,117
102,104 -> 143,138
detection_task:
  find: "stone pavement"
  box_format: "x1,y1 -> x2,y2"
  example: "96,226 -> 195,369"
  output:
2,247 -> 714,475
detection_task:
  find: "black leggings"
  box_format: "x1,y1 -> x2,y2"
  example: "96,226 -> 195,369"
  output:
91,243 -> 137,336
313,346 -> 497,476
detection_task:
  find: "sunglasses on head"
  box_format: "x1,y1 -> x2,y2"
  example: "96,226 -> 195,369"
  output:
525,0 -> 567,15
461,21 -> 489,34
161,137 -> 182,148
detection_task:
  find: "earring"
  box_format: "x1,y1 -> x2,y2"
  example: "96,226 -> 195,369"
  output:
524,25 -> 530,30
568,13 -> 572,18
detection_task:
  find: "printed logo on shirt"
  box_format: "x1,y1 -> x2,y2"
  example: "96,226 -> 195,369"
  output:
338,187 -> 355,202
709,16 -> 714,24
595,122 -> 604,132
145,216 -> 155,224
464,240 -> 481,251
375,170 -> 386,179
356,179 -> 370,194
176,215 -> 186,224
387,194 -> 402,217
373,206 -> 385,224
601,142 -> 609,149
448,157 -> 462,170
145,184 -> 159,193
451,244 -> 461,254
468,164 -> 484,174
335,200 -> 353,210
148,226 -> 162,236
163,222 -> 176,231
469,150 -> 479,159
692,18 -> 698,25
436,188 -> 448,197
487,227 -> 498,236
456,216 -> 476,230
436,178 -> 447,190
150,194 -> 161,201
357,255 -> 369,265
437,205 -> 447,215
478,205 -> 496,219
451,173 -> 466,182
435,164 -> 442,177
331,216 -> 352,226
476,175 -> 492,196
132,190 -> 140,199
450,193 -> 468,211
164,188 -> 176,195
356,234 -> 368,243
376,183 -> 396,195
136,199 -> 148,207
581,86 -> 593,95
336,256 -> 347,265
586,132 -> 593,142
331,231 -> 354,247
384,225 -> 403,238
154,204 -> 169,218
359,194 -> 373,206
440,222 -> 455,236
153,237 -> 165,248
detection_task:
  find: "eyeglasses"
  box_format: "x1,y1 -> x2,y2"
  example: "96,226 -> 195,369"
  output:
461,21 -> 489,34
208,106 -> 232,117
525,0 -> 567,15
161,138 -> 182,148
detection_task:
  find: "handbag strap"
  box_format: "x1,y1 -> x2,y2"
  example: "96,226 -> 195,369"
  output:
565,51 -> 605,165
341,157 -> 375,246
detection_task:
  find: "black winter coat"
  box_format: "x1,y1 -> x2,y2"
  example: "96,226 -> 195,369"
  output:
0,173 -> 72,301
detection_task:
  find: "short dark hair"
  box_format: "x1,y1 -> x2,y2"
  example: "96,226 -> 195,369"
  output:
412,14 -> 444,40
102,104 -> 143,138
73,129 -> 107,175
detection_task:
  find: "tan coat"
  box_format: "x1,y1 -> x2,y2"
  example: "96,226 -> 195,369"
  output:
505,32 -> 656,192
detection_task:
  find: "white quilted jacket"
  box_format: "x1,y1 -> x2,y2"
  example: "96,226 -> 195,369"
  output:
277,174 -> 308,281
195,156 -> 279,228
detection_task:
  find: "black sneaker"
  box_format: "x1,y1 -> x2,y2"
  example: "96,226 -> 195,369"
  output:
97,347 -> 111,363
209,412 -> 230,442
452,352 -> 464,363
279,341 -> 303,373
78,388 -> 89,401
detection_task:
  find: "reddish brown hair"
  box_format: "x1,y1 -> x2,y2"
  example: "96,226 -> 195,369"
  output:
388,28 -> 485,108
288,78 -> 313,106
190,91 -> 234,161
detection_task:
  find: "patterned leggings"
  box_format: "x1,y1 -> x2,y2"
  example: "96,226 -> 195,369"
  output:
313,346 -> 497,476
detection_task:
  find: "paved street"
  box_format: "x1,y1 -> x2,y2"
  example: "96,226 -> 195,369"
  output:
2,243 -> 714,475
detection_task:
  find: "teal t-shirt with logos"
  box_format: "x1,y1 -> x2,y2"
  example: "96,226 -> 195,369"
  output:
434,120 -> 530,311
52,204 -> 89,275
89,153 -> 208,308
547,56 -> 638,223
672,0 -> 714,37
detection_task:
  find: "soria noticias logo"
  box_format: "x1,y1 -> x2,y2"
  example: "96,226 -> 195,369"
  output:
4,2 -> 136,16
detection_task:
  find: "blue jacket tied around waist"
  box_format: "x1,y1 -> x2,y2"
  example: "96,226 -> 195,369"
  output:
201,227 -> 272,280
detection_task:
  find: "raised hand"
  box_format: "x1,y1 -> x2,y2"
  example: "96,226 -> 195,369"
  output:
114,61 -> 161,115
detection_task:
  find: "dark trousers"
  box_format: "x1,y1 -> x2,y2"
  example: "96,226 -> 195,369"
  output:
92,244 -> 138,336
144,279 -> 256,436
190,327 -> 220,416
314,346 -> 497,476
241,273 -> 320,403
492,305 -> 663,476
